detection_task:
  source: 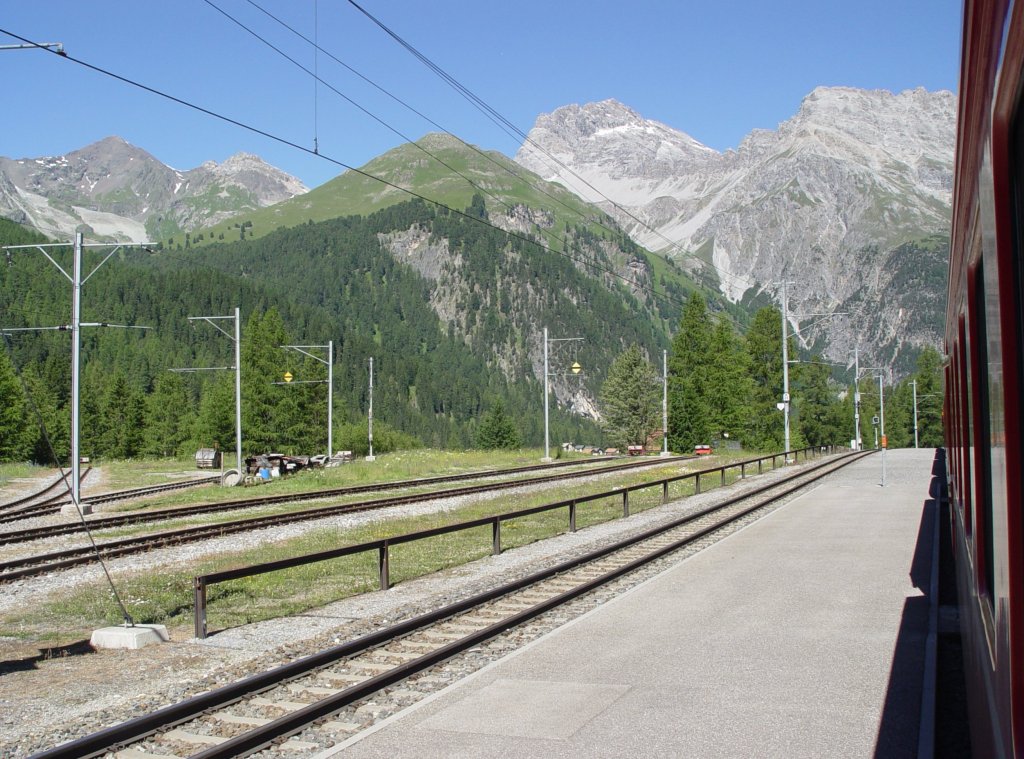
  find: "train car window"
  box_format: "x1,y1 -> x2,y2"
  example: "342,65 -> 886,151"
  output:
958,319 -> 974,535
969,262 -> 995,604
944,363 -> 956,506
1011,84 -> 1024,612
949,346 -> 963,517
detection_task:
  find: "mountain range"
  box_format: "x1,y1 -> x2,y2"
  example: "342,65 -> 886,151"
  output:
514,87 -> 955,375
0,85 -> 955,379
0,136 -> 307,243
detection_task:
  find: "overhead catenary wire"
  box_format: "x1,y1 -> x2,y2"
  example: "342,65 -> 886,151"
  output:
0,330 -> 136,627
236,0 -> 653,273
202,0 -> 654,292
312,0 -> 318,155
0,27 -> 682,310
344,0 -> 753,295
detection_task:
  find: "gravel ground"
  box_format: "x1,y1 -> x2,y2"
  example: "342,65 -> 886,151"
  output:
0,456 -> 825,757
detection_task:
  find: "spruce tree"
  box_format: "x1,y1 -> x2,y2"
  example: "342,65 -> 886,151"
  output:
0,348 -> 28,461
914,346 -> 944,447
744,307 -> 787,450
705,318 -> 753,444
143,372 -> 192,457
241,308 -> 302,453
601,345 -> 659,448
475,398 -> 522,449
192,374 -> 237,463
668,293 -> 713,451
795,356 -> 846,447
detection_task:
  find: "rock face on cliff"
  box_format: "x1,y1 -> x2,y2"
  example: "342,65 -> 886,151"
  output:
0,136 -> 307,243
516,88 -> 955,376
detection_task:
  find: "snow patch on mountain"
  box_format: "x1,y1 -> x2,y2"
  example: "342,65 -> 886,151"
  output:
0,137 -> 308,242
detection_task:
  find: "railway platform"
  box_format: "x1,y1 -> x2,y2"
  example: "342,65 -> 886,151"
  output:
327,448 -> 945,758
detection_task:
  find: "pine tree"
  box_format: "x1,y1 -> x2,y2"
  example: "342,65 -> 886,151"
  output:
885,380 -> 914,448
78,380 -> 106,460
192,374 -> 237,462
601,345 -> 660,448
101,372 -> 145,459
143,373 -> 192,457
795,357 -> 846,447
744,307 -> 787,450
475,399 -> 522,449
241,308 -> 299,453
0,348 -> 29,461
913,346 -> 944,447
705,318 -> 753,444
668,293 -> 713,451
19,365 -> 70,465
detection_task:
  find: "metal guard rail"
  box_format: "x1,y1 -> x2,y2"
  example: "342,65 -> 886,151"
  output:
193,445 -> 836,638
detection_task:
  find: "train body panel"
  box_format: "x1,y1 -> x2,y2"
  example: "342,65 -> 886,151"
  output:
948,0 -> 1024,754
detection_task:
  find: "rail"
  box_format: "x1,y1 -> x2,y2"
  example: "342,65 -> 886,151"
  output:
193,445 -> 836,638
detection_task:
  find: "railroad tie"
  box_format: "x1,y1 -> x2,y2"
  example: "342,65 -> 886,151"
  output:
370,649 -> 424,662
114,749 -> 183,759
161,729 -> 229,746
215,713 -> 272,727
249,697 -> 311,712
319,671 -> 370,686
279,739 -> 321,751
345,660 -> 394,674
287,683 -> 343,697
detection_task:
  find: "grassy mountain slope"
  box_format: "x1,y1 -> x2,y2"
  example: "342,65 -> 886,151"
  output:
189,134 -> 748,333
195,134 -> 607,245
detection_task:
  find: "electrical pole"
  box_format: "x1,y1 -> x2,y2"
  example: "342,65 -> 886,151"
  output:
661,348 -> 669,457
3,232 -> 153,512
328,340 -> 333,457
366,357 -> 375,461
278,341 -> 334,458
233,308 -> 242,480
879,373 -> 886,487
780,281 -> 791,459
541,329 -> 584,462
172,309 -> 243,485
854,347 -> 862,451
912,379 -> 919,449
70,234 -> 83,508
542,328 -> 550,461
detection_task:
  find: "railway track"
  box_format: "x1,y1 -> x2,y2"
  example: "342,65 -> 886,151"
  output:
0,455 -> 639,532
0,467 -> 90,515
32,449 -> 869,759
0,474 -> 220,525
0,455 -> 688,582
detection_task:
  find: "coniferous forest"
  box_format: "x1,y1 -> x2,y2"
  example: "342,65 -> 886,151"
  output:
0,195 -> 943,466
0,198 -> 652,463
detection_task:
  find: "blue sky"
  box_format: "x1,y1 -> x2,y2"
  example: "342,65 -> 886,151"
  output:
2,1 -> 962,189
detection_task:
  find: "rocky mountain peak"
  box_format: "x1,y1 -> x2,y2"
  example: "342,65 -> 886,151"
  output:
0,138 -> 307,242
516,99 -> 717,200
515,87 -> 956,377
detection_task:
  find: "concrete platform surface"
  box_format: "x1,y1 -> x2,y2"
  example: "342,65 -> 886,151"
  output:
327,449 -> 938,759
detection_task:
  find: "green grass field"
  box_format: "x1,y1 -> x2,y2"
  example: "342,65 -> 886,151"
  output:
0,450 -> 776,643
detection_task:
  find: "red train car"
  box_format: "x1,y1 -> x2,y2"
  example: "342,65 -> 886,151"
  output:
946,1 -> 1024,754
